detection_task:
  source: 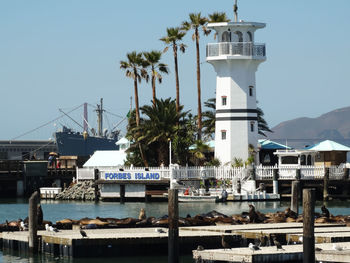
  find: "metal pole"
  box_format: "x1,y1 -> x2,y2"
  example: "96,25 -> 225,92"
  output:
169,140 -> 172,166
303,188 -> 315,263
168,189 -> 179,263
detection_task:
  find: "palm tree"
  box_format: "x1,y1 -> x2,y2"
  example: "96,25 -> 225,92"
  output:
202,98 -> 216,139
160,27 -> 186,114
120,51 -> 147,126
182,13 -> 210,140
134,98 -> 188,165
142,51 -> 169,108
120,51 -> 148,166
208,12 -> 230,23
190,140 -> 210,166
208,12 -> 230,39
257,107 -> 273,137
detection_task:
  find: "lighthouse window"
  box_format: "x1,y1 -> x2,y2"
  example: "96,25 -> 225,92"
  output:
222,31 -> 231,42
247,31 -> 253,42
249,86 -> 254,96
221,130 -> 227,140
221,96 -> 227,106
250,122 -> 255,132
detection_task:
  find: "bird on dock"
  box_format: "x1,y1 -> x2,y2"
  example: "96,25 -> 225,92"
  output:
221,234 -> 234,250
333,243 -> 343,251
79,226 -> 88,238
321,205 -> 330,218
196,245 -> 204,251
155,228 -> 166,234
259,233 -> 269,247
272,236 -> 284,251
248,243 -> 260,251
19,220 -> 28,231
45,224 -> 59,233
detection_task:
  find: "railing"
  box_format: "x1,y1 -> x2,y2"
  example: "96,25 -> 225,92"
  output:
76,167 -> 95,181
77,164 -> 347,181
206,42 -> 266,58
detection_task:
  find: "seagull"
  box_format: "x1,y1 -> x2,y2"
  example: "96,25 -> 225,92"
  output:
333,243 -> 343,251
155,228 -> 166,233
249,243 -> 260,251
20,221 -> 28,231
45,224 -> 50,231
49,225 -> 59,233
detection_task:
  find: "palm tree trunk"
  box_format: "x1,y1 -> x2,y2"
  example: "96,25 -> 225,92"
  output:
134,68 -> 149,167
173,43 -> 180,114
195,27 -> 202,140
134,69 -> 140,127
152,68 -> 156,108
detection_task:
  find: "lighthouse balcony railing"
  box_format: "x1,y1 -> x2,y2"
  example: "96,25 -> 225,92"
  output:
206,42 -> 266,58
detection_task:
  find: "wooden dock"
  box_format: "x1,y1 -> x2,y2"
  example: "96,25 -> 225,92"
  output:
2,222 -> 350,259
193,242 -> 350,263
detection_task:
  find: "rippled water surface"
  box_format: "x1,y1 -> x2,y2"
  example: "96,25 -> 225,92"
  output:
0,198 -> 349,263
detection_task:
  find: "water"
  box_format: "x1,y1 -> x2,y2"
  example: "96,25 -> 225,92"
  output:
1,199 -> 350,263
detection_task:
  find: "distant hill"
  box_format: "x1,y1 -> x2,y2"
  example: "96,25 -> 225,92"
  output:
267,106 -> 350,148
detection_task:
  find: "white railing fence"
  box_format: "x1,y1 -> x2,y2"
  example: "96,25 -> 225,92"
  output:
76,165 -> 347,181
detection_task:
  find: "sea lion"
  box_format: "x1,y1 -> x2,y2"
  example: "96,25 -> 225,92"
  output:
248,204 -> 261,223
37,204 -> 43,225
321,205 -> 330,218
284,207 -> 298,219
139,208 -> 146,220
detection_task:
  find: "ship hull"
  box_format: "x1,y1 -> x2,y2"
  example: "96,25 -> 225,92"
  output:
55,132 -> 119,156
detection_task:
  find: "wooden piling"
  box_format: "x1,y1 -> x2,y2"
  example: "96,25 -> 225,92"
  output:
29,191 -> 39,254
291,181 -> 299,215
120,184 -> 125,204
323,167 -> 329,201
303,188 -> 315,263
343,168 -> 349,180
168,189 -> 179,263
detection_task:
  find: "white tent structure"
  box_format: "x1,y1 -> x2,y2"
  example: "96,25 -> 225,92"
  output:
83,137 -> 129,168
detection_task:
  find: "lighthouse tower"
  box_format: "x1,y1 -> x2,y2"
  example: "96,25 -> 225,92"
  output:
206,18 -> 266,165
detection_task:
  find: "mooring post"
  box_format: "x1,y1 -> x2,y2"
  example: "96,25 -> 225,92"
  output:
343,167 -> 349,180
94,169 -> 99,201
323,167 -> 329,201
29,191 -> 39,254
303,188 -> 315,263
168,189 -> 179,263
272,168 -> 279,194
291,181 -> 300,215
120,184 -> 125,204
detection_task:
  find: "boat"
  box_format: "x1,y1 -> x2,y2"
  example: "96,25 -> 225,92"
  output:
55,98 -> 122,156
178,194 -> 221,203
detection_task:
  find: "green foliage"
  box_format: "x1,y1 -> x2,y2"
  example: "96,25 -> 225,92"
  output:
232,157 -> 244,167
202,98 -> 216,139
204,157 -> 221,167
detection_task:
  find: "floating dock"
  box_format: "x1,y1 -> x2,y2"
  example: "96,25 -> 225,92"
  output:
2,222 -> 350,259
193,242 -> 350,263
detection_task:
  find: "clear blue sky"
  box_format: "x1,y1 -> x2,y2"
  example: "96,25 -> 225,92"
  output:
1,0 -> 350,140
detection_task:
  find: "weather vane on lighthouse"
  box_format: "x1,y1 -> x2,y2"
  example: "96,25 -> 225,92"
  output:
234,0 -> 238,22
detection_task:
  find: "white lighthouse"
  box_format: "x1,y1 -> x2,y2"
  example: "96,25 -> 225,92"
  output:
206,18 -> 266,165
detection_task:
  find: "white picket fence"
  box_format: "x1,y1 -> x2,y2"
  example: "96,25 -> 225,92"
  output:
77,165 -> 347,181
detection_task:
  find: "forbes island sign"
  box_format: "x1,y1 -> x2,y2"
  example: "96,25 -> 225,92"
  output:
104,171 -> 161,181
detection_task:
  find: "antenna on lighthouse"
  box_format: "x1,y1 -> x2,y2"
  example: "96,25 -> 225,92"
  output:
234,0 -> 238,22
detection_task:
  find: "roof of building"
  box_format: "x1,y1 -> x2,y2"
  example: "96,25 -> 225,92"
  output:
116,137 -> 129,145
83,150 -> 127,167
258,139 -> 291,150
305,140 -> 350,152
